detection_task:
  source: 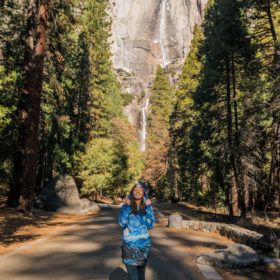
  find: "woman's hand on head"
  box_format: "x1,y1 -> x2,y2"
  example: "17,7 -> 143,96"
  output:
145,199 -> 152,206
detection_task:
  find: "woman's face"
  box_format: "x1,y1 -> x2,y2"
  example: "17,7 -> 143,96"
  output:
132,186 -> 144,200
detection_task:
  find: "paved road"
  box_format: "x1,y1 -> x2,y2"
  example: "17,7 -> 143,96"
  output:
0,205 -> 228,280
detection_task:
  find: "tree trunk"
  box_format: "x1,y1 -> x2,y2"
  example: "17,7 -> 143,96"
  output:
226,56 -> 239,216
269,121 -> 280,208
231,53 -> 250,217
36,123 -> 47,194
230,173 -> 239,216
12,0 -> 48,212
231,53 -> 240,148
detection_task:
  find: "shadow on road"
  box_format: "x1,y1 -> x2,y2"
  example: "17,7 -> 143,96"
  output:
0,207 -> 227,280
109,267 -> 128,280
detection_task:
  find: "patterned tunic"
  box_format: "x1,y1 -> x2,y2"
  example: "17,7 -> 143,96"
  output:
118,203 -> 155,266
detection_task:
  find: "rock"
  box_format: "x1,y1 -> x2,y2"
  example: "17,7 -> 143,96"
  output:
40,176 -> 100,213
181,219 -> 277,256
87,201 -> 100,213
168,214 -> 183,228
154,210 -> 166,221
80,198 -> 100,213
40,175 -> 81,212
263,257 -> 280,268
80,198 -> 91,209
196,244 -> 263,268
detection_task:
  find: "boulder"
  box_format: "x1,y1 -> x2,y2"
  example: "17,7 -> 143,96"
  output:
80,198 -> 100,213
168,214 -> 183,229
40,175 -> 81,212
80,198 -> 91,209
196,244 -> 263,268
87,202 -> 100,212
40,175 -> 100,213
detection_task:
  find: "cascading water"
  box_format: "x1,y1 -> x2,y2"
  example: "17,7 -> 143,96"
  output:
140,97 -> 149,152
159,0 -> 170,67
139,0 -> 170,151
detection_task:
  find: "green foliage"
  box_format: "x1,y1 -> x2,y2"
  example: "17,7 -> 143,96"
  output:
0,66 -> 17,132
39,0 -> 126,178
81,0 -> 124,137
149,66 -> 174,129
76,118 -> 143,197
110,118 -> 144,195
0,0 -> 141,200
122,92 -> 134,107
0,1 -> 26,189
169,26 -> 203,194
76,138 -> 116,196
176,0 -> 261,210
72,1 -> 142,198
167,0 -> 280,214
1,0 -> 279,212
0,66 -> 18,187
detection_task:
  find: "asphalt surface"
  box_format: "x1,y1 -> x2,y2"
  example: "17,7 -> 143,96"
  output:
0,205 -> 228,280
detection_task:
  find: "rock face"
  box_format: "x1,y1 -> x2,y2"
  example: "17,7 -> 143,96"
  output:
197,244 -> 263,268
40,175 -> 100,213
109,0 -> 207,147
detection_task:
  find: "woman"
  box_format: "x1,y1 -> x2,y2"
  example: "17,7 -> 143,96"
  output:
118,183 -> 155,280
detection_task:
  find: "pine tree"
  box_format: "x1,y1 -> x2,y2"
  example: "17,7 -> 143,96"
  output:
169,26 -> 203,201
195,0 -> 261,216
82,0 -> 124,138
144,66 -> 174,196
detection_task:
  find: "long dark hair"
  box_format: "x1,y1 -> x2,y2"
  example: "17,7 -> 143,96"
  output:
130,184 -> 146,214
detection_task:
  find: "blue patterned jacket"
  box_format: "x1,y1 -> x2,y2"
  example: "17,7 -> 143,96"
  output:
118,202 -> 155,265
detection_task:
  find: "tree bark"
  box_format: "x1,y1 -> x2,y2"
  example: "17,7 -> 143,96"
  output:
231,53 -> 251,217
269,121 -> 280,208
231,53 -> 240,148
226,56 -> 239,216
12,0 -> 48,212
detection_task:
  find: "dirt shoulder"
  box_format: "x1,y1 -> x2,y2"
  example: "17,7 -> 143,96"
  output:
0,207 -> 98,255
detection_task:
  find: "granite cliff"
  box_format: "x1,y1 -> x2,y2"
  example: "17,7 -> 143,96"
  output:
109,0 -> 207,149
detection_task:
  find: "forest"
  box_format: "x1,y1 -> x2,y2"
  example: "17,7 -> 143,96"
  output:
0,0 -> 279,219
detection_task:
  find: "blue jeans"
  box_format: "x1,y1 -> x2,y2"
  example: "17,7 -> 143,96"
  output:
125,263 -> 146,280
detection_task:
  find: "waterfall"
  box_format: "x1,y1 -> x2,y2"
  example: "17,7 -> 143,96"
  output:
140,97 -> 149,152
159,0 -> 170,67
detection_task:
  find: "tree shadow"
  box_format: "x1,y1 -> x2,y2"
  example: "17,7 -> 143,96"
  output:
0,206 -> 96,247
109,267 -> 129,280
0,208 -> 219,280
0,208 -> 55,246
